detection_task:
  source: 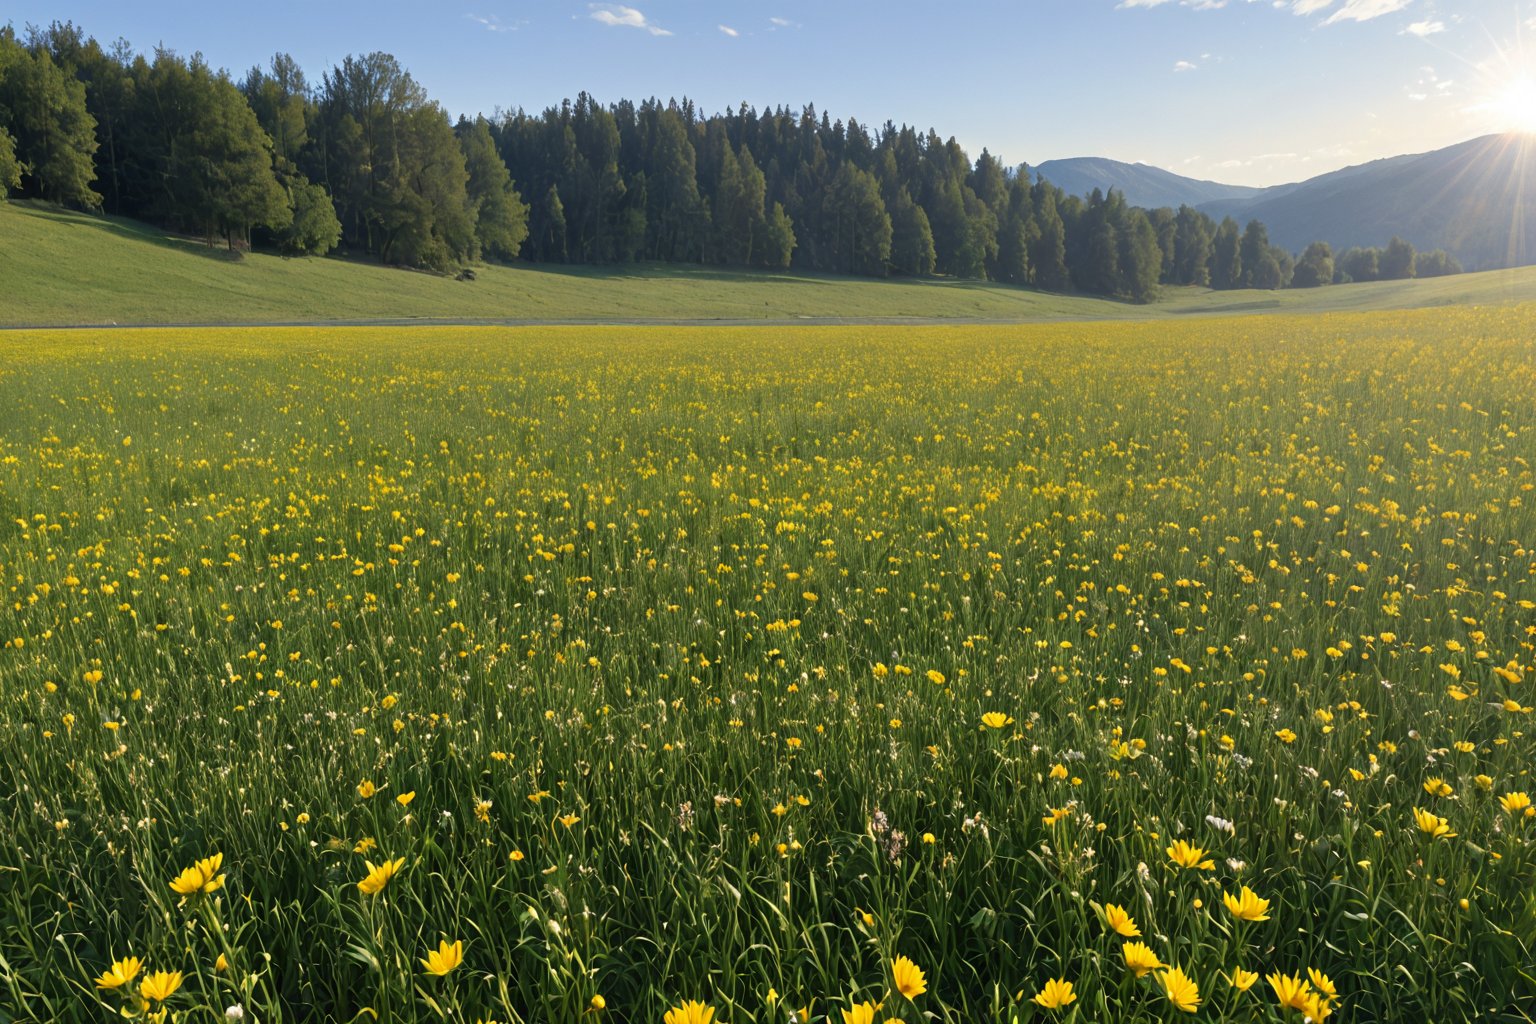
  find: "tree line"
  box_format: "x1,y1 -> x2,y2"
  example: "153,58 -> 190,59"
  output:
0,21 -> 1461,301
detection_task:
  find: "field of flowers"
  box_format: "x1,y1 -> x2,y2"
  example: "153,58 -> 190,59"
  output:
2,310 -> 1535,1023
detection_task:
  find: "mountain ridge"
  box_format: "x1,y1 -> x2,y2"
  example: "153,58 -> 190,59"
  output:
1036,134 -> 1536,270
1032,157 -> 1265,210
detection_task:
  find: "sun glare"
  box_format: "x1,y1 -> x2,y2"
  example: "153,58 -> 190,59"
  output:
1485,75 -> 1536,135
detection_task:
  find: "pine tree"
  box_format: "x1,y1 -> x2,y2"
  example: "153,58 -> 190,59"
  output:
1238,220 -> 1270,288
1172,206 -> 1213,286
1381,236 -> 1416,279
761,201 -> 795,269
1210,217 -> 1243,289
0,30 -> 99,206
458,116 -> 529,260
1029,183 -> 1070,292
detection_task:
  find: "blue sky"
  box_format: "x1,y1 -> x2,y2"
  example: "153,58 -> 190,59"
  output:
6,0 -> 1535,186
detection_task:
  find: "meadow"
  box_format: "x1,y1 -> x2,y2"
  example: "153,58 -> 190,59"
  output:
1,309 -> 1535,1023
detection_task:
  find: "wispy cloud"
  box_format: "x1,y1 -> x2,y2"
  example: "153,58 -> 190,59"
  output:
1118,0 -> 1230,8
589,4 -> 672,36
466,12 -> 517,32
1174,59 -> 1198,72
1123,0 -> 1416,21
1323,0 -> 1413,25
768,16 -> 801,29
718,24 -> 739,37
1402,18 -> 1443,36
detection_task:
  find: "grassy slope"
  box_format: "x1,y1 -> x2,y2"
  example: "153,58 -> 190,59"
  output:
6,200 -> 1536,325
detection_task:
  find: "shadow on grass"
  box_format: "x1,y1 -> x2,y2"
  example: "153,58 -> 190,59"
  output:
14,202 -> 247,262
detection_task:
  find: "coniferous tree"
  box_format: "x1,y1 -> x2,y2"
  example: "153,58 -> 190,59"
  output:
712,143 -> 767,265
531,183 -> 567,261
1238,220 -> 1271,288
644,104 -> 707,262
315,52 -> 476,267
1073,189 -> 1120,296
33,22 -> 132,212
1172,206 -> 1213,286
1119,206 -> 1162,303
1414,249 -> 1461,277
1381,236 -> 1416,279
1149,207 -> 1178,283
457,116 -> 529,260
761,201 -> 795,268
886,184 -> 935,275
823,162 -> 891,276
124,50 -> 289,247
1336,246 -> 1380,283
1029,183 -> 1070,292
1210,217 -> 1243,289
0,28 -> 99,206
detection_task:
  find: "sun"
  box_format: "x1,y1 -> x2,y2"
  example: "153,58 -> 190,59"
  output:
1484,75 -> 1536,135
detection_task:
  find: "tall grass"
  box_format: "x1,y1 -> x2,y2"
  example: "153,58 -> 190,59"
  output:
1,310 -> 1534,1022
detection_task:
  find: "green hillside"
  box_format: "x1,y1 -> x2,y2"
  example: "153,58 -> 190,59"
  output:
5,201 -> 1536,326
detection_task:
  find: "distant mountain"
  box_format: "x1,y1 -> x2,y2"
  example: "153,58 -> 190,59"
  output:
1039,136 -> 1536,272
1198,135 -> 1536,271
1033,157 -> 1266,210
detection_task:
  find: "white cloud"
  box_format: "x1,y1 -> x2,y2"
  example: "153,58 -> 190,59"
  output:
768,16 -> 800,29
1120,0 -> 1416,24
1403,18 -> 1443,35
589,4 -> 672,36
466,13 -> 516,32
1174,60 -> 1198,71
718,24 -> 739,37
1119,0 -> 1230,7
1323,0 -> 1412,25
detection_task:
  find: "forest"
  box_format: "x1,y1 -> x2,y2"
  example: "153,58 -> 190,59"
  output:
0,21 -> 1461,302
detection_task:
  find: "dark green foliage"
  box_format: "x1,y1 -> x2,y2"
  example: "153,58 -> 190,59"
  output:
531,184 -> 567,262
1381,235 -> 1416,279
1414,249 -> 1462,277
458,116 -> 529,261
1119,207 -> 1162,303
761,201 -> 795,269
1338,246 -> 1380,283
822,163 -> 891,276
281,179 -> 342,255
1239,220 -> 1271,288
0,28 -> 99,207
1210,217 -> 1243,290
886,185 -> 935,276
1292,242 -> 1334,288
314,53 -> 474,269
1029,184 -> 1070,292
0,124 -> 20,194
1172,206 -> 1213,287
125,50 -> 290,247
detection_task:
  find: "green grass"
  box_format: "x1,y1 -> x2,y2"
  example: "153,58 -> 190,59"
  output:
5,200 -> 1536,325
2,311 -> 1535,1023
